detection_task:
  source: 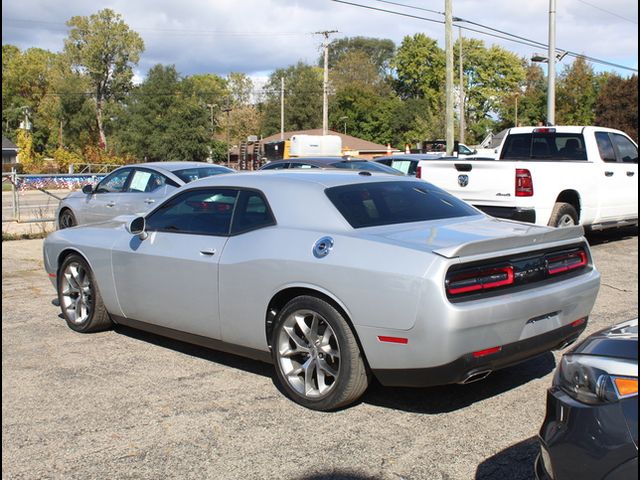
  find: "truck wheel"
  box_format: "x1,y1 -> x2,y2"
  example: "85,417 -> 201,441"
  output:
549,202 -> 578,228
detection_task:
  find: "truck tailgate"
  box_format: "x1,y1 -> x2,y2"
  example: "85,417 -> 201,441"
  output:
422,160 -> 517,205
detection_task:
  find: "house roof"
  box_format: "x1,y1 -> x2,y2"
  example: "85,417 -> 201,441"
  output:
261,129 -> 399,153
2,136 -> 18,151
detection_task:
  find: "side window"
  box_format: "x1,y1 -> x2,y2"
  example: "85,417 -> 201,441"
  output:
127,170 -> 168,193
146,188 -> 239,236
262,162 -> 289,170
289,163 -> 318,169
595,132 -> 617,163
231,190 -> 275,234
611,134 -> 638,164
95,168 -> 132,193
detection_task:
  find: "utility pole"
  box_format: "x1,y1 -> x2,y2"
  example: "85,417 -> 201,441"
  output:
547,0 -> 556,125
315,30 -> 338,135
458,26 -> 465,145
445,0 -> 454,156
280,77 -> 285,141
223,107 -> 232,167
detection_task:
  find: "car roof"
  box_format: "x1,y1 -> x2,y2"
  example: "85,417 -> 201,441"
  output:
262,156 -> 372,166
131,161 -> 232,172
375,154 -> 446,161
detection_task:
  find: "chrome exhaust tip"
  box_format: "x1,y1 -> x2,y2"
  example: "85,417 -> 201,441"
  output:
460,369 -> 492,384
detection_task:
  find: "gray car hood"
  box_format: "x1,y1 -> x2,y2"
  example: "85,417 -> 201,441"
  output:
359,216 -> 584,259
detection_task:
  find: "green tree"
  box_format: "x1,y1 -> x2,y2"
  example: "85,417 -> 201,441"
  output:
64,8 -> 144,149
596,74 -> 638,141
556,56 -> 598,125
393,33 -> 445,105
117,65 -> 211,162
324,36 -> 395,76
227,72 -> 253,106
260,63 -> 323,136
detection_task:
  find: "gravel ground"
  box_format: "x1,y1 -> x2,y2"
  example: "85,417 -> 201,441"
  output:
2,228 -> 637,480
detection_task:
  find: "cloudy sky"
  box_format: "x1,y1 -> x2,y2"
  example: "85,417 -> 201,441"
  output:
2,0 -> 638,86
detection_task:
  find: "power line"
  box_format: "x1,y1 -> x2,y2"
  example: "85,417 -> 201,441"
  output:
331,0 -> 638,73
575,0 -> 638,25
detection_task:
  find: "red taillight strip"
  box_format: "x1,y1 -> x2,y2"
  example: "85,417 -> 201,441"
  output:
570,317 -> 587,328
472,346 -> 502,358
447,266 -> 514,295
377,336 -> 409,344
547,250 -> 587,275
48,273 -> 56,278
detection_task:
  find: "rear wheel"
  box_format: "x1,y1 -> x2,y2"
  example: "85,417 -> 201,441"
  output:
58,254 -> 112,333
549,202 -> 578,228
272,295 -> 368,411
58,209 -> 77,229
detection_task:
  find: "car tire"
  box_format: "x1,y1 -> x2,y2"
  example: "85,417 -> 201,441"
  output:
549,202 -> 578,228
57,254 -> 112,333
59,209 -> 77,229
272,295 -> 369,411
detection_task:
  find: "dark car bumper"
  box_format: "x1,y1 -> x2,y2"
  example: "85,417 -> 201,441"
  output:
475,205 -> 536,224
372,320 -> 586,388
536,386 -> 638,480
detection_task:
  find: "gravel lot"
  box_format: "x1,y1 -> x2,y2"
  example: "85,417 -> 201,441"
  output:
2,228 -> 637,480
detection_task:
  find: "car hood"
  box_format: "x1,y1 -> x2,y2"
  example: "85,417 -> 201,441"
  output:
358,216 -> 585,259
570,318 -> 638,361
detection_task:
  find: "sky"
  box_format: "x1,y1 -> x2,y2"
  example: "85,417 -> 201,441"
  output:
2,0 -> 638,88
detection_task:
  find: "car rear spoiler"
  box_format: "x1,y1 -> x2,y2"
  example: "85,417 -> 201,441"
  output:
434,225 -> 585,259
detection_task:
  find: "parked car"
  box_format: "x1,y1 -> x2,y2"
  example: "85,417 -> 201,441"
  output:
419,126 -> 638,229
536,318 -> 638,480
56,162 -> 235,229
374,153 -> 497,178
259,156 -> 403,175
44,170 -> 601,410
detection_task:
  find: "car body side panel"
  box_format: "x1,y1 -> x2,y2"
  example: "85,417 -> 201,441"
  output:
218,227 -> 434,351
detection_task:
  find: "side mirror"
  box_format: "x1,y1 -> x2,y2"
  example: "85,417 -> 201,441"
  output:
82,184 -> 94,194
126,216 -> 148,240
473,149 -> 478,154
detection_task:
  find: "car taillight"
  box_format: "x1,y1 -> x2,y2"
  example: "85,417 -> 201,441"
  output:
515,169 -> 533,196
446,266 -> 514,295
547,249 -> 587,275
416,165 -> 422,178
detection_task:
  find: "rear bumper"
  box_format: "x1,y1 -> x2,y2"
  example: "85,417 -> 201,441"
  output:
475,205 -> 536,224
372,320 -> 586,387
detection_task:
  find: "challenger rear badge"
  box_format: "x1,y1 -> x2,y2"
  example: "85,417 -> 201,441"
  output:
458,174 -> 469,187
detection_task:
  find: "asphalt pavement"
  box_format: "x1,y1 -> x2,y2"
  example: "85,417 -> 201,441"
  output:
2,228 -> 637,480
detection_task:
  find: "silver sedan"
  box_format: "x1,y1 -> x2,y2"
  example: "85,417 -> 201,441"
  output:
56,161 -> 234,228
43,170 -> 601,410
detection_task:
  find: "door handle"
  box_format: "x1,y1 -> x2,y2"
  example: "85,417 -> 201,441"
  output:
144,198 -> 156,204
106,202 -> 116,207
627,171 -> 635,177
604,171 -> 614,177
199,248 -> 217,256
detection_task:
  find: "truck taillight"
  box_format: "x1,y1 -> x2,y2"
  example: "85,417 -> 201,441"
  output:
515,169 -> 533,196
546,249 -> 587,275
416,165 -> 422,178
446,266 -> 514,295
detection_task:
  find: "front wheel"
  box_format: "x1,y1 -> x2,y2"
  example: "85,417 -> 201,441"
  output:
272,296 -> 369,411
58,254 -> 112,333
58,209 -> 77,229
548,202 -> 578,228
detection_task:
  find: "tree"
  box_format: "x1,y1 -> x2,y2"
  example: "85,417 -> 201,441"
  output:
556,56 -> 598,125
64,9 -> 144,149
227,72 -> 253,106
393,34 -> 445,105
116,65 -> 211,162
323,36 -> 395,76
596,74 -> 638,141
260,63 -> 323,136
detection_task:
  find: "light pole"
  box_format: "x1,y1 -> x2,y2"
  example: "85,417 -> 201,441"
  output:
339,116 -> 348,135
206,104 -> 217,132
222,107 -> 232,167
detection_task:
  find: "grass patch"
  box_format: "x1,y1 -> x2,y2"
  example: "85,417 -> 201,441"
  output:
2,230 -> 50,241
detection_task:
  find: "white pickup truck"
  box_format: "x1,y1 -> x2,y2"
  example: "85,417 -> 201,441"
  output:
419,126 -> 638,229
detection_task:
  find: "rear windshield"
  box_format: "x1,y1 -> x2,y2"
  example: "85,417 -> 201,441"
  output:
173,166 -> 233,183
501,132 -> 587,160
325,181 -> 479,228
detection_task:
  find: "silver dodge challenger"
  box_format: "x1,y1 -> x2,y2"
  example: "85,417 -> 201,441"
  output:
43,170 -> 601,410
